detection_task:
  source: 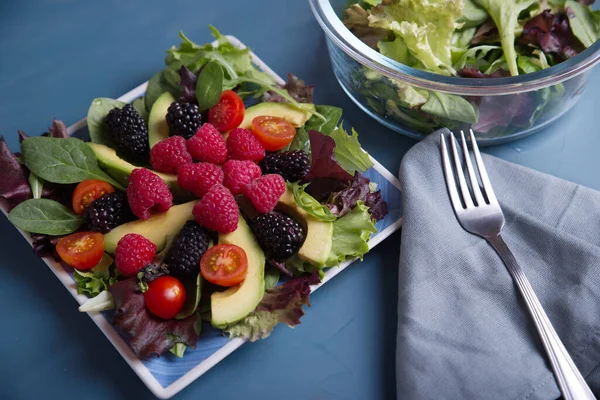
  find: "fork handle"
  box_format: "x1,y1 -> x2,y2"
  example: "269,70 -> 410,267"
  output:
487,234 -> 595,400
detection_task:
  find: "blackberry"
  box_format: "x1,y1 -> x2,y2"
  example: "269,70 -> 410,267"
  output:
166,101 -> 202,139
164,221 -> 210,279
251,213 -> 305,260
84,192 -> 135,233
106,104 -> 149,165
259,150 -> 310,182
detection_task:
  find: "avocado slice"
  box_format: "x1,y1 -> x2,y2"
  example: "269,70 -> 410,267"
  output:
211,217 -> 266,328
239,102 -> 315,130
103,201 -> 197,254
88,143 -> 191,199
277,188 -> 333,266
148,92 -> 175,149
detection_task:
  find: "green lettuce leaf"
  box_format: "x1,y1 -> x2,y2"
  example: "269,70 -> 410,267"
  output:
73,254 -> 119,297
472,0 -> 538,76
368,0 -> 463,75
565,0 -> 600,48
420,91 -> 479,124
329,125 -> 374,174
289,182 -> 337,222
325,202 -> 377,267
459,0 -> 489,28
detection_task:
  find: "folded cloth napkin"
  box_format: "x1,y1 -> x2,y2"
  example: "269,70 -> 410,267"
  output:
397,129 -> 600,400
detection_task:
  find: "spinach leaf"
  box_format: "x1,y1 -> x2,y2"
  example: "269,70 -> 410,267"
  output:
87,98 -> 126,146
8,198 -> 83,235
176,274 -> 202,319
286,127 -> 310,153
304,105 -> 342,135
21,137 -> 125,190
196,61 -> 224,110
566,0 -> 600,48
132,97 -> 149,124
421,92 -> 479,124
264,268 -> 281,290
28,173 -> 44,199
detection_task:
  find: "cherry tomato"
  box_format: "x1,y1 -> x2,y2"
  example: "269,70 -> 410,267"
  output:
144,276 -> 187,319
208,90 -> 245,132
72,179 -> 115,215
200,244 -> 248,287
251,116 -> 296,151
56,232 -> 105,271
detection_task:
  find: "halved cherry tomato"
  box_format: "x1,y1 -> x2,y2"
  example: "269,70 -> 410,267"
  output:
56,232 -> 105,271
72,179 -> 115,215
144,276 -> 187,319
200,244 -> 248,287
208,90 -> 245,132
251,116 -> 296,151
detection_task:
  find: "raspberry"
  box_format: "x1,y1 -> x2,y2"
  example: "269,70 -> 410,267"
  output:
242,174 -> 286,214
166,101 -> 202,140
193,184 -> 239,233
150,136 -> 192,174
127,168 -> 173,220
260,150 -> 310,182
222,160 -> 262,195
186,123 -> 228,164
177,162 -> 224,198
227,128 -> 265,161
115,233 -> 157,277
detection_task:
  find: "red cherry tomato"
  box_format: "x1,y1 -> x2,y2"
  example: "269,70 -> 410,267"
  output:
251,116 -> 296,151
56,232 -> 105,271
208,90 -> 245,132
144,276 -> 187,319
200,244 -> 248,287
72,179 -> 115,215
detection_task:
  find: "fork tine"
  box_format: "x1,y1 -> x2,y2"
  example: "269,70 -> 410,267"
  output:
469,129 -> 498,205
440,134 -> 464,212
449,133 -> 474,208
460,130 -> 485,206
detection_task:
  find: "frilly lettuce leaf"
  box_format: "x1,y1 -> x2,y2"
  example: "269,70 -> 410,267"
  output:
289,182 -> 337,222
472,0 -> 538,76
73,254 -> 119,297
329,124 -> 374,174
224,272 -> 321,341
368,0 -> 464,75
326,202 -> 377,267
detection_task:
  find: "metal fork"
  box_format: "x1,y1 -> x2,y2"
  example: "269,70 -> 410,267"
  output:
440,130 -> 595,400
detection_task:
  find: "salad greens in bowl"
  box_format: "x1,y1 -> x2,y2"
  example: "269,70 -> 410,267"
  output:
310,0 -> 600,144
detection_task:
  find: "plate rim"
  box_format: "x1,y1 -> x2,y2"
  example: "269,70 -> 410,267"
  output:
1,35 -> 403,399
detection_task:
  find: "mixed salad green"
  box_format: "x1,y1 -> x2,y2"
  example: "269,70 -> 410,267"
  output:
0,27 -> 388,359
343,0 -> 600,135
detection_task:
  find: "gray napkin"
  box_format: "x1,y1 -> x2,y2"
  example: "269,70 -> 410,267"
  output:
397,129 -> 600,400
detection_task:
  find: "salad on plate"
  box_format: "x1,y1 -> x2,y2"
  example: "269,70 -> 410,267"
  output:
0,27 -> 388,359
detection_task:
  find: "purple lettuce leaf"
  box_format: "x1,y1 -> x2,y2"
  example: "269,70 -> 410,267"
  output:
458,67 -> 511,78
178,65 -> 199,104
327,171 -> 388,221
109,278 -> 199,358
520,10 -> 584,61
472,19 -> 499,45
0,136 -> 33,211
263,73 -> 314,104
473,93 -> 537,133
224,271 -> 320,341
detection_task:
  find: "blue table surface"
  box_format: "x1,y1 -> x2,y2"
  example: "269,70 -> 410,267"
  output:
1,1 -> 599,399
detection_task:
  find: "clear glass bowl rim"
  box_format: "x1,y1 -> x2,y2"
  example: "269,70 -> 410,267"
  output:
309,0 -> 600,96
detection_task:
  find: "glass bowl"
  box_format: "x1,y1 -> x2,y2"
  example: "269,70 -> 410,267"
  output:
309,0 -> 600,145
